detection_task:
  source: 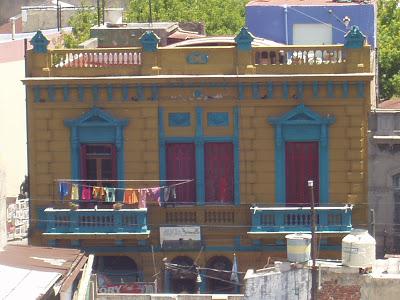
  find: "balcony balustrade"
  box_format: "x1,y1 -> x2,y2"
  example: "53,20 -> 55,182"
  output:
43,208 -> 149,238
249,205 -> 353,235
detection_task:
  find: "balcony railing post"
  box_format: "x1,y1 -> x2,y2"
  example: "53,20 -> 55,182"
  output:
47,210 -> 56,233
70,211 -> 79,233
115,211 -> 124,232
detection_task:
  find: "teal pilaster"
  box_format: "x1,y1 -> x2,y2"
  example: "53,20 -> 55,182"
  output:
196,107 -> 205,205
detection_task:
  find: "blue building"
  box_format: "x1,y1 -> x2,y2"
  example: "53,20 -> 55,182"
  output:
246,0 -> 376,47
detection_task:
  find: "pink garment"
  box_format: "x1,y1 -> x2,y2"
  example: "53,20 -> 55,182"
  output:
138,189 -> 147,208
82,186 -> 92,201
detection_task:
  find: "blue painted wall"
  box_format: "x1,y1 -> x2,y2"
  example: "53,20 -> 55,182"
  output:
246,4 -> 376,47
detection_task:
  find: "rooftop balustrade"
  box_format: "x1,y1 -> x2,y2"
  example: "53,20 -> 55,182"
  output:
27,27 -> 371,78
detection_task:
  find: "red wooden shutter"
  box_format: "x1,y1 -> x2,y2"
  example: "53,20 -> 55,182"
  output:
205,142 -> 234,204
285,142 -> 319,206
166,143 -> 196,203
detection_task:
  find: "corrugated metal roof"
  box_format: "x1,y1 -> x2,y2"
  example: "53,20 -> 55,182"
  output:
0,264 -> 61,300
0,244 -> 83,275
0,244 -> 87,296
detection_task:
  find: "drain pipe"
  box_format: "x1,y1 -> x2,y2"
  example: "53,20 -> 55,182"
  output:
284,5 -> 289,44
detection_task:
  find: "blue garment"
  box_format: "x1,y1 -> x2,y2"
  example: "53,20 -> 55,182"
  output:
59,182 -> 70,200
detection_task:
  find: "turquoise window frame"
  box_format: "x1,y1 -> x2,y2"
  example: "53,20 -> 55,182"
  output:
159,107 -> 240,206
65,107 -> 128,188
268,104 -> 335,205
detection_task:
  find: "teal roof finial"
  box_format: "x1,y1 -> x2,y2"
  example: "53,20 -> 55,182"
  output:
235,27 -> 255,51
30,30 -> 49,53
139,31 -> 160,52
344,26 -> 366,49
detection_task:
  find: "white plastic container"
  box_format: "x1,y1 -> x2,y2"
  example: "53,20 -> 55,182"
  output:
342,229 -> 376,268
286,233 -> 311,262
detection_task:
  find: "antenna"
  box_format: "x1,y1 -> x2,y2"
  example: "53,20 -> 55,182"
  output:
148,0 -> 153,26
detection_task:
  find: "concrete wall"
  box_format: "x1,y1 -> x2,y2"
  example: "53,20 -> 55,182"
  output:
245,264 -> 400,300
368,110 -> 400,257
246,4 -> 376,47
22,7 -> 123,33
244,267 -> 311,300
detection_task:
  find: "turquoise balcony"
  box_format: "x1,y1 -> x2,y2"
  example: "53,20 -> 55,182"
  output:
248,205 -> 353,236
43,208 -> 150,239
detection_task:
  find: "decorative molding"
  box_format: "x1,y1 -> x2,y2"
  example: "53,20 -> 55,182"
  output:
342,81 -> 349,97
327,81 -> 334,98
92,85 -> 99,101
122,85 -> 129,101
207,112 -> 229,127
168,112 -> 191,127
136,85 -> 144,101
47,86 -> 55,102
65,107 -> 128,187
151,85 -> 159,101
34,86 -> 41,103
63,86 -> 70,101
267,82 -> 273,99
269,104 -> 335,204
357,81 -> 365,98
107,86 -> 113,101
313,81 -> 319,98
78,86 -> 85,102
282,82 -> 289,100
186,52 -> 208,64
252,83 -> 260,99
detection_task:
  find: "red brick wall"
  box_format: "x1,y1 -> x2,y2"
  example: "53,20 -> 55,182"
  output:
318,280 -> 361,300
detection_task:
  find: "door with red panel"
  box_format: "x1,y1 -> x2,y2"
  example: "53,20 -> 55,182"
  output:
204,142 -> 234,204
285,142 -> 319,206
166,143 -> 196,203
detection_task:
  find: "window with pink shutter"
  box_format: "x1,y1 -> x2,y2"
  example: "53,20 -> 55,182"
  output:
285,142 -> 319,206
204,142 -> 234,204
166,143 -> 196,203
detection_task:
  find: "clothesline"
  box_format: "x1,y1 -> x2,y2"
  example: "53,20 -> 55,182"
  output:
55,179 -> 193,191
56,179 -> 194,207
55,179 -> 193,182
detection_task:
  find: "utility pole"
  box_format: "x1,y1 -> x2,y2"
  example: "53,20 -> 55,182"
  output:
56,0 -> 60,32
102,0 -> 105,25
97,0 -> 100,26
308,180 -> 318,300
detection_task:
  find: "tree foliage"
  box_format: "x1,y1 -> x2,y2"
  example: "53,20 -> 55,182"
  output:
125,0 -> 247,35
378,0 -> 400,99
63,3 -> 98,48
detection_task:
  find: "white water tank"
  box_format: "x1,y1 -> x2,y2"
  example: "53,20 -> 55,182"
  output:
342,229 -> 376,268
286,233 -> 311,262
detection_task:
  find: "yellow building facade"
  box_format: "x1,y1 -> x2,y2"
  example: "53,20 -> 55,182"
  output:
24,27 -> 372,293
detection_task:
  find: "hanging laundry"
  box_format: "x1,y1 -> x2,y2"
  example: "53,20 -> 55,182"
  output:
105,187 -> 116,203
93,186 -> 105,200
59,182 -> 70,200
171,186 -> 176,200
147,187 -> 161,206
82,186 -> 92,201
138,189 -> 147,208
123,189 -> 135,204
71,184 -> 80,200
163,187 -> 171,202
